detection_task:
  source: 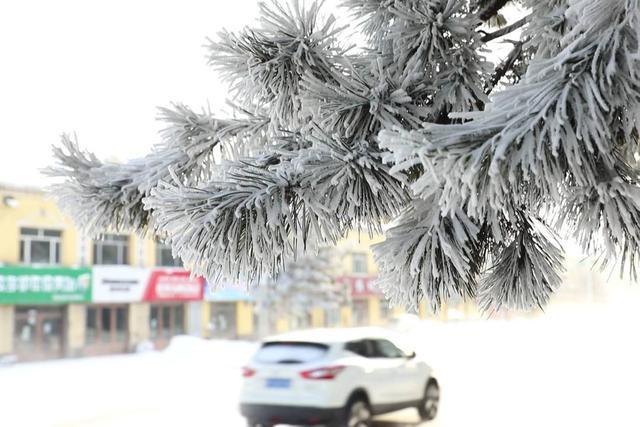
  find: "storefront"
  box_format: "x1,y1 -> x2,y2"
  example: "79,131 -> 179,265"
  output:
84,304 -> 128,356
338,276 -> 381,326
207,302 -> 237,338
91,266 -> 204,351
149,302 -> 185,347
14,305 -> 65,361
205,284 -> 254,339
0,266 -> 92,361
144,269 -> 204,349
88,266 -> 149,355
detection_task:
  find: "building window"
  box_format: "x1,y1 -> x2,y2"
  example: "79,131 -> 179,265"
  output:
85,305 -> 128,344
19,228 -> 61,265
93,234 -> 129,265
115,307 -> 127,341
155,240 -> 181,267
208,302 -> 236,338
86,307 -> 97,344
100,308 -> 112,343
352,253 -> 368,275
150,303 -> 185,340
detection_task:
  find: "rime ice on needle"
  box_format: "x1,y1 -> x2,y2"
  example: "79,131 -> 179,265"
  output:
47,0 -> 640,312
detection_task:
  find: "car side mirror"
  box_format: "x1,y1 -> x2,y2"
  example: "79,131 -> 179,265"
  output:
406,351 -> 416,359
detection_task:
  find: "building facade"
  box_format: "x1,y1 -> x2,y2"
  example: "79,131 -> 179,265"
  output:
0,184 -> 438,362
0,185 -> 255,361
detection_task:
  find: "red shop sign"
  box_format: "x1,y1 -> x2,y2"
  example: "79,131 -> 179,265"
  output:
337,276 -> 381,298
143,270 -> 204,302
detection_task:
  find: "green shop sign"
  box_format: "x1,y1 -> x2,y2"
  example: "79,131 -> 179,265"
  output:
0,266 -> 92,304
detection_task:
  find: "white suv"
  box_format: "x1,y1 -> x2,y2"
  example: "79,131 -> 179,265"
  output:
239,328 -> 439,427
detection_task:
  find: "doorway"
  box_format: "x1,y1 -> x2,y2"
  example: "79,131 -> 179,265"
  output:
84,305 -> 129,356
14,306 -> 65,361
150,303 -> 185,349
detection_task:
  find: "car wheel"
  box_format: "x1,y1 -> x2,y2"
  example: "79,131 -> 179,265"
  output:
417,380 -> 440,421
339,397 -> 372,427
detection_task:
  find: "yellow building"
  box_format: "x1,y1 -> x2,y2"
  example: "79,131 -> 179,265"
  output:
1,182 -> 464,362
334,230 -> 460,324
0,184 -> 253,361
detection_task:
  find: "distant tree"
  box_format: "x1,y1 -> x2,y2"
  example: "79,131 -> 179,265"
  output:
255,246 -> 347,334
47,0 -> 640,313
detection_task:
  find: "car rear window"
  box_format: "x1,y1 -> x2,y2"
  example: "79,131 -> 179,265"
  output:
254,341 -> 329,364
345,340 -> 374,358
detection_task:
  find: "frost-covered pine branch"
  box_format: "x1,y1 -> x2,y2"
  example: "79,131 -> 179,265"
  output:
207,0 -> 344,128
379,0 -> 640,309
45,105 -> 269,236
374,195 -> 485,313
48,0 -> 640,313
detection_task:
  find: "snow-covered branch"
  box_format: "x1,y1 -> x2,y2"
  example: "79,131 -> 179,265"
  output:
299,128 -> 411,233
301,58 -> 429,138
374,196 -> 484,312
45,106 -> 270,236
49,0 -> 640,313
145,148 -> 341,283
479,212 -> 564,311
381,0 -> 640,223
208,0 -> 345,128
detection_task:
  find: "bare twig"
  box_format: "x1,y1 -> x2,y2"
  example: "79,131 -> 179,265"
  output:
481,15 -> 530,43
485,41 -> 524,95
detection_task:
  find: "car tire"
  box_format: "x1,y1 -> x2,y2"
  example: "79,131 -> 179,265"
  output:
417,380 -> 440,421
332,396 -> 372,427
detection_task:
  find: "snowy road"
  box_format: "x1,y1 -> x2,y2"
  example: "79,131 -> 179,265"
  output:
2,294 -> 640,427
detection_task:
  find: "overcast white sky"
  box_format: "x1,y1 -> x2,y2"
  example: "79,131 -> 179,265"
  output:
0,0 -> 272,187
0,0 -> 519,188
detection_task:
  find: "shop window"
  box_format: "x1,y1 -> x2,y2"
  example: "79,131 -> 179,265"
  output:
150,306 -> 159,339
19,228 -> 62,265
150,304 -> 186,341
93,234 -> 129,265
115,307 -> 127,342
162,306 -> 171,338
85,305 -> 128,345
86,307 -> 97,344
208,302 -> 237,339
101,308 -> 112,342
155,240 -> 182,267
174,305 -> 185,335
352,253 -> 368,275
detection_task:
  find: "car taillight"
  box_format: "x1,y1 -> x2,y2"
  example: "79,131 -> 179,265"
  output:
300,366 -> 345,380
242,367 -> 256,378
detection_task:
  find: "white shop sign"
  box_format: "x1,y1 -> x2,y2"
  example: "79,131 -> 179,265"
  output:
92,266 -> 151,303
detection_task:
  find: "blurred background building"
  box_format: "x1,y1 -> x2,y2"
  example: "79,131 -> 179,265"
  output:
0,183 -> 608,363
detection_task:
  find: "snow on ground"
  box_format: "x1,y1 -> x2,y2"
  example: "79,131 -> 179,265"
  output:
0,338 -> 258,427
1,289 -> 639,427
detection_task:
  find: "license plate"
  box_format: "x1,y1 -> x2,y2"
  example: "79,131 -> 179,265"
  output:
266,378 -> 291,388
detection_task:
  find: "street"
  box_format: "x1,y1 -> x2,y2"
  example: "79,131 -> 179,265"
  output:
1,292 -> 639,427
